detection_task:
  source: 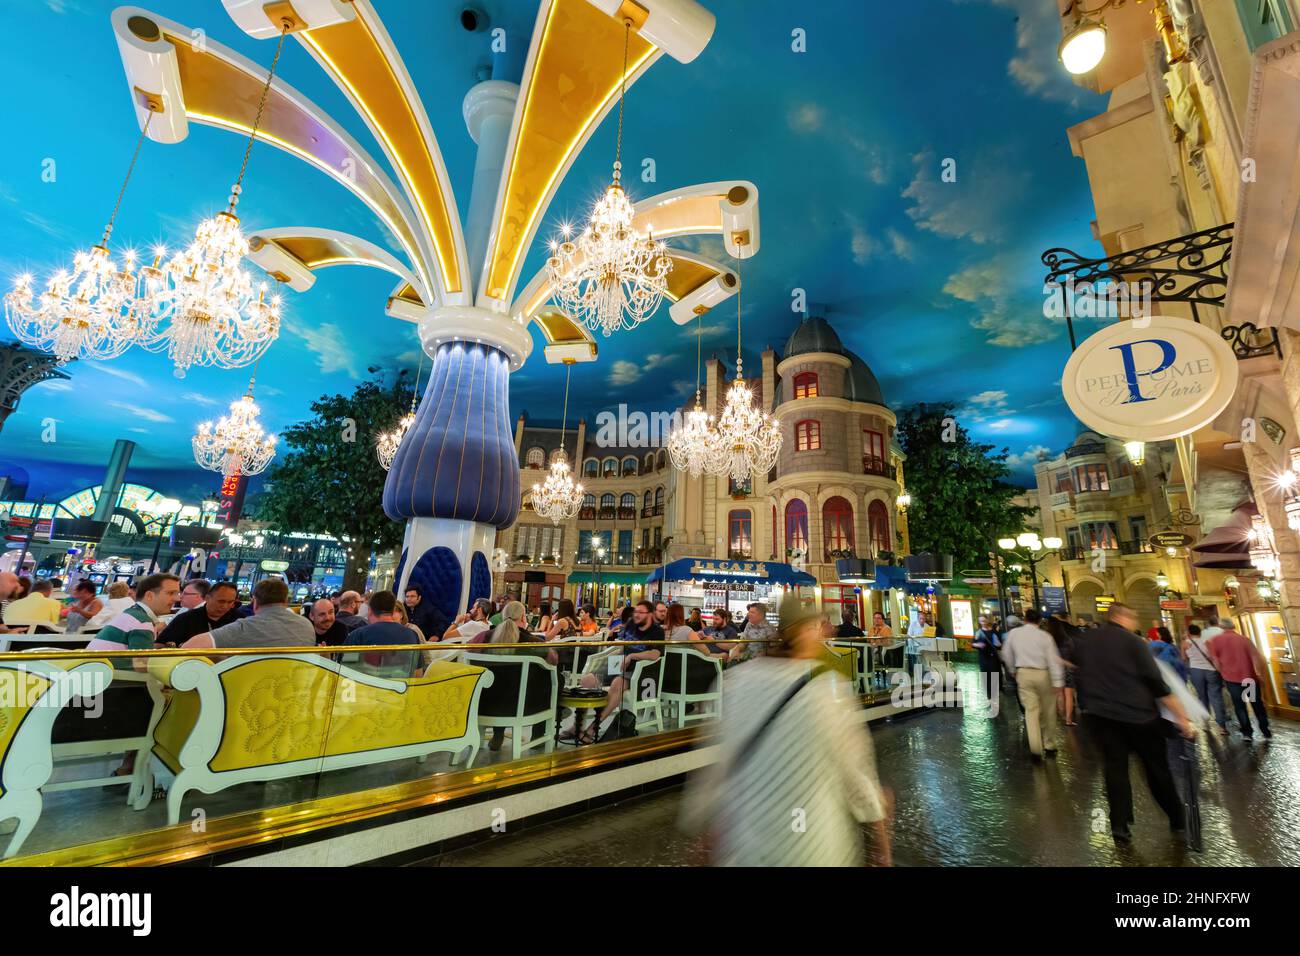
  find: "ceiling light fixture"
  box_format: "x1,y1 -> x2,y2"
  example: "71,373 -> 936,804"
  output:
192,363 -> 277,478
142,21 -> 292,378
530,359 -> 586,523
667,311 -> 718,477
377,351 -> 425,471
545,16 -> 672,337
4,109 -> 160,362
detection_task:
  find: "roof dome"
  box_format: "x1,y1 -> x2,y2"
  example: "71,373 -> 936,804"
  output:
783,316 -> 844,358
845,353 -> 885,407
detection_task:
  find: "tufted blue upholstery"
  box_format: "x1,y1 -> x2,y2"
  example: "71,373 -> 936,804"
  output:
392,548 -> 408,596
406,546 -> 463,622
382,342 -> 520,528
468,551 -> 491,610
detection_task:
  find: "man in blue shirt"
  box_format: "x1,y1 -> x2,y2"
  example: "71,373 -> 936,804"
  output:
345,590 -> 422,675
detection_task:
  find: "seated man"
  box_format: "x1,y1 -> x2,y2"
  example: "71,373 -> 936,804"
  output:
570,599 -> 663,743
335,590 -> 368,632
182,577 -> 316,650
443,598 -> 494,642
175,579 -> 210,613
307,598 -> 349,646
702,607 -> 739,656
88,573 -> 181,666
3,578 -> 62,627
159,581 -> 239,645
343,590 -> 423,676
732,602 -> 776,663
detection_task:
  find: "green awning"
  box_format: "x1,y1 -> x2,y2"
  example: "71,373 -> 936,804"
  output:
566,570 -> 648,584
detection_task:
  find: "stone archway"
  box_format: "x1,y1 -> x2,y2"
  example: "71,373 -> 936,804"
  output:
1125,576 -> 1162,632
1070,579 -> 1104,623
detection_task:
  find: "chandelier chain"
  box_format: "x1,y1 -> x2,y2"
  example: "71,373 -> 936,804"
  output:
230,22 -> 291,211
560,360 -> 573,445
615,18 -> 630,182
102,109 -> 155,246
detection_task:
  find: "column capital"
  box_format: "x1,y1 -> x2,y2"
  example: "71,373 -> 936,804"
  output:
418,304 -> 533,370
462,80 -> 520,143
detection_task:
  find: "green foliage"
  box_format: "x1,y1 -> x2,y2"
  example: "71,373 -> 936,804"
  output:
255,379 -> 411,588
895,402 -> 1036,571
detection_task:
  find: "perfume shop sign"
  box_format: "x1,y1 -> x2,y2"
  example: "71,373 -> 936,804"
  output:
1061,316 -> 1238,441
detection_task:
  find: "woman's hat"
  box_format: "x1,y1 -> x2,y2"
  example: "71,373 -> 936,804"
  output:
777,593 -> 821,636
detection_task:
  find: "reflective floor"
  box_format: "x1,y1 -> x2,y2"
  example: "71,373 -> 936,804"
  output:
422,672 -> 1300,867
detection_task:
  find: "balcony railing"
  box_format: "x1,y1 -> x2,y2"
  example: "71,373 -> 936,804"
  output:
862,455 -> 897,480
622,465 -> 638,476
1108,474 -> 1135,496
636,547 -> 663,564
578,506 -> 596,520
640,504 -> 665,518
598,507 -> 616,520
728,549 -> 753,561
617,507 -> 636,520
1065,442 -> 1107,458
1119,539 -> 1155,555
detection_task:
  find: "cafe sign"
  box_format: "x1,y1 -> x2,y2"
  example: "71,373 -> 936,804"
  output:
688,560 -> 768,578
1061,316 -> 1238,442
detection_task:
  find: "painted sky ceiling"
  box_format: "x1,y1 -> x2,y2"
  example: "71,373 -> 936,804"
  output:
0,0 -> 1109,501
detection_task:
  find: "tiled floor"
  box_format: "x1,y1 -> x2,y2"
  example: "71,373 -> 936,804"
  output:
420,679 -> 1300,867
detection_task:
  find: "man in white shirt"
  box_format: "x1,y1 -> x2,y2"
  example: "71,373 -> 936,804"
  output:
443,599 -> 494,641
1002,608 -> 1065,761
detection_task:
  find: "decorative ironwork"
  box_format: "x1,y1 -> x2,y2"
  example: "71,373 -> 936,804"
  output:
0,340 -> 70,434
1064,440 -> 1108,458
1043,223 -> 1235,348
1220,322 -> 1282,360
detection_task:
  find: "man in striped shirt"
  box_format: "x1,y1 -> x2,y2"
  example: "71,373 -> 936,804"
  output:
87,573 -> 181,669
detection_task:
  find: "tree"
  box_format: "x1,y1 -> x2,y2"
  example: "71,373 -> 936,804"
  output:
255,379 -> 411,590
895,402 -> 1036,572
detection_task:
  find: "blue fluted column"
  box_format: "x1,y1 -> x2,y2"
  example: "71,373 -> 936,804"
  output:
383,306 -> 532,619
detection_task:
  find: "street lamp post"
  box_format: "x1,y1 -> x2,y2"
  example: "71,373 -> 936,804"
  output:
590,536 -> 607,613
997,532 -> 1063,612
141,498 -> 182,575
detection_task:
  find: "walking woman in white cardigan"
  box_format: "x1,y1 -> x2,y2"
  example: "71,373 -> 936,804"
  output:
681,593 -> 891,866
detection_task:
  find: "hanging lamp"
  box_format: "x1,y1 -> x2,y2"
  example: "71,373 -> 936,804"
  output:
545,16 -> 672,337
142,21 -> 292,377
377,352 -> 425,471
667,311 -> 719,476
531,360 -> 586,523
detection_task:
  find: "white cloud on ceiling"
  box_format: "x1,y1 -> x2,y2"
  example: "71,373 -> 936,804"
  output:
285,319 -> 364,379
958,0 -> 1089,107
902,150 -> 1018,245
85,362 -> 148,388
943,254 -> 1061,348
1005,444 -> 1052,470
608,353 -> 670,386
108,401 -> 173,424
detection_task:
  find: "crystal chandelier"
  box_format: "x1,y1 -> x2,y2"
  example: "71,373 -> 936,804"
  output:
704,263 -> 781,481
1246,513 -> 1279,579
531,361 -> 586,523
192,372 -> 277,478
141,22 -> 291,378
668,312 -> 718,476
4,110 -> 160,362
545,17 -> 672,337
377,352 -> 424,471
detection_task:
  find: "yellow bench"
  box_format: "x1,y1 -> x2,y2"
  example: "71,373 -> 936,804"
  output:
149,654 -> 493,826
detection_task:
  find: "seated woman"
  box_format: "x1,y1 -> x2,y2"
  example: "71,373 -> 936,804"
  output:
668,603 -> 728,660
63,580 -> 104,633
577,604 -> 600,635
607,605 -> 633,638
542,598 -> 580,640
483,601 -> 556,751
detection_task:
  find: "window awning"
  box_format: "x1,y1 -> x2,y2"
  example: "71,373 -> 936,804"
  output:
646,558 -> 816,586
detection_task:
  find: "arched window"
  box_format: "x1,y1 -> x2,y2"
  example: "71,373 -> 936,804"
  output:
657,449 -> 666,469
549,448 -> 566,464
602,457 -> 618,477
823,496 -> 854,555
793,371 -> 818,399
654,486 -> 664,509
582,493 -> 596,510
622,456 -> 637,476
728,509 -> 753,559
795,419 -> 821,451
583,459 -> 599,477
772,505 -> 778,558
643,490 -> 652,510
525,446 -> 545,468
620,492 -> 635,510
644,453 -> 655,471
868,500 -> 890,555
600,493 -> 615,509
785,499 -> 809,553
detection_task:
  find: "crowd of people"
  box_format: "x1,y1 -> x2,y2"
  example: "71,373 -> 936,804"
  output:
983,603 -> 1274,846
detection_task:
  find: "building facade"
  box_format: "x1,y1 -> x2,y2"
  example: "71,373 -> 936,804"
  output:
495,314 -> 911,625
1051,0 -> 1300,714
